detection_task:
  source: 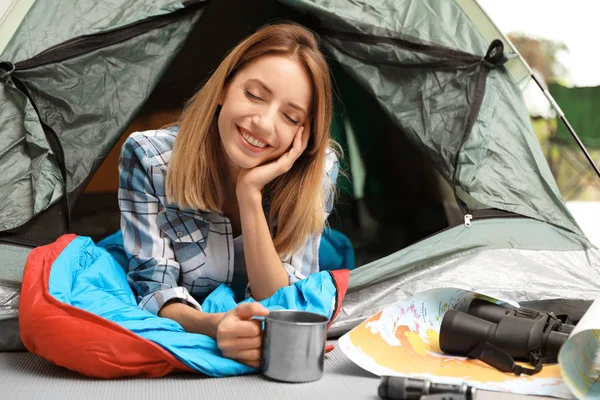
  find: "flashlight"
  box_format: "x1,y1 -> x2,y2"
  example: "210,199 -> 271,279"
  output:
378,376 -> 475,400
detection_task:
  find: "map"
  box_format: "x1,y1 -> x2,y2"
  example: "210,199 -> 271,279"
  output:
558,297 -> 600,399
338,288 -> 575,399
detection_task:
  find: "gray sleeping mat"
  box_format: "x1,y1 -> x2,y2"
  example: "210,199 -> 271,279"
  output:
0,341 -> 554,400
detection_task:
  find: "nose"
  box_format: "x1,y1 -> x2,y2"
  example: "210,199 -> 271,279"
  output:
251,106 -> 276,135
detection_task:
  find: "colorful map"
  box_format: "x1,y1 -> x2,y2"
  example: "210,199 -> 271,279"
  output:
558,297 -> 600,400
339,288 -> 574,399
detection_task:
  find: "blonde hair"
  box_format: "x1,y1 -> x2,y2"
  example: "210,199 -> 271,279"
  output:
166,23 -> 335,256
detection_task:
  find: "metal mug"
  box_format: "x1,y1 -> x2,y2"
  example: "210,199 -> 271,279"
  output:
261,310 -> 329,383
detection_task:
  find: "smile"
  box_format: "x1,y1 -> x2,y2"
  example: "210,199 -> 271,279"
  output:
237,126 -> 270,151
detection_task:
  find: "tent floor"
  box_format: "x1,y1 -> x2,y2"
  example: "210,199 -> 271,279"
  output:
0,341 -> 552,400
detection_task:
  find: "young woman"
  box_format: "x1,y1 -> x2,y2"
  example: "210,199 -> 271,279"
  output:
118,23 -> 338,367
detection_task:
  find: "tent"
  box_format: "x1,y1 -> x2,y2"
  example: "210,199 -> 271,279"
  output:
1,0 -> 599,360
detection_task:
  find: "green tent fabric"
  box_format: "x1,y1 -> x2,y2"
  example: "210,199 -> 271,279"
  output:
0,0 -> 206,239
549,83 -> 600,148
285,0 -> 581,237
0,0 -> 584,247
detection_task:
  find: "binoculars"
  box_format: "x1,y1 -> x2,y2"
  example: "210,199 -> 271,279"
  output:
439,299 -> 574,375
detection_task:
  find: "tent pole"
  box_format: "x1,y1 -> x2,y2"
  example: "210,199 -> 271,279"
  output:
531,73 -> 600,179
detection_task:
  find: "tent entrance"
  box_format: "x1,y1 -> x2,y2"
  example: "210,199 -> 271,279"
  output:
74,0 -> 457,267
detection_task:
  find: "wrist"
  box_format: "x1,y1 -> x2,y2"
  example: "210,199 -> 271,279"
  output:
236,185 -> 262,206
198,312 -> 226,339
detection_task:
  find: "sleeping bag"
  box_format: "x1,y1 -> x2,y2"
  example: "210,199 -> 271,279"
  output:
19,234 -> 350,378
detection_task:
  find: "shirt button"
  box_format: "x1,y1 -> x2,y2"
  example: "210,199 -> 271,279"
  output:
176,231 -> 183,238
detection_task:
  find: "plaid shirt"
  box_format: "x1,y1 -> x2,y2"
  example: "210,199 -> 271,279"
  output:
118,128 -> 338,315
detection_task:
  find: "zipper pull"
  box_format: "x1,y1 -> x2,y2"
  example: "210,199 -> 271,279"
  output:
464,214 -> 473,228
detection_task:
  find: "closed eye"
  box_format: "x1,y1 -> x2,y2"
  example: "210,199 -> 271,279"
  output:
284,114 -> 299,126
245,90 -> 263,101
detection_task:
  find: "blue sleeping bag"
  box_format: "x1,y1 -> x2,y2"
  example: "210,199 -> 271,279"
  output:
19,233 -> 348,378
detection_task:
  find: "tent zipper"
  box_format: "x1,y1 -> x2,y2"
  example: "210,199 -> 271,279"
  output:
409,208 -> 527,248
464,214 -> 473,227
13,0 -> 206,71
464,208 -> 523,227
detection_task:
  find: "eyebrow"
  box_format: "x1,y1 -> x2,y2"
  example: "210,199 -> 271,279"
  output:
249,79 -> 308,116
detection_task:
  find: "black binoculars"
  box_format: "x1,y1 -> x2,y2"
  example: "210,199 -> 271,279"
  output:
439,299 -> 574,375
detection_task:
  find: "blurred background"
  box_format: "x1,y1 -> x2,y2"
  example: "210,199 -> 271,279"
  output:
479,0 -> 600,245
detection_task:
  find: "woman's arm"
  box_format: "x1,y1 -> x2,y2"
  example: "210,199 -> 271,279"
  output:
240,146 -> 339,299
281,148 -> 339,282
159,301 -> 224,338
235,126 -> 309,300
236,127 -> 341,300
119,133 -> 202,315
160,300 -> 269,368
119,131 -> 226,339
237,190 -> 289,300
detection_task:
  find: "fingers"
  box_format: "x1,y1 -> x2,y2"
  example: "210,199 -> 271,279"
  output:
223,348 -> 262,362
237,358 -> 261,369
220,339 -> 262,369
217,329 -> 262,354
234,302 -> 269,320
235,124 -> 309,191
219,336 -> 262,351
281,126 -> 305,170
218,318 -> 261,338
296,125 -> 305,149
216,303 -> 268,368
293,125 -> 307,155
300,123 -> 310,150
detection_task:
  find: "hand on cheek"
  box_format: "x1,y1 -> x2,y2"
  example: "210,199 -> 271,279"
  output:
236,124 -> 309,201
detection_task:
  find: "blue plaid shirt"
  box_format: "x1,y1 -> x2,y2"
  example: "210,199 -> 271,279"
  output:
118,128 -> 338,315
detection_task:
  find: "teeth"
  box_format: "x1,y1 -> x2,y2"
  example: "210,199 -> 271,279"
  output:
241,129 -> 267,148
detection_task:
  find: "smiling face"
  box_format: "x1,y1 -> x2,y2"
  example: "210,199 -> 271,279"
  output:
217,54 -> 313,174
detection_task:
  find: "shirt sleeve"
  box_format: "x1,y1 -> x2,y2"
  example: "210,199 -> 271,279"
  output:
118,134 -> 202,315
281,148 -> 339,283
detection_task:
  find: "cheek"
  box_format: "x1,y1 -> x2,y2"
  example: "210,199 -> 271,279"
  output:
277,129 -> 297,151
220,94 -> 252,124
